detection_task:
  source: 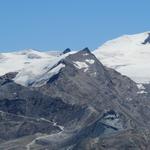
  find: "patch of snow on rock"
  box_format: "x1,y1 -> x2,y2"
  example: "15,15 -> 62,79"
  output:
137,91 -> 147,94
137,84 -> 145,90
83,53 -> 89,56
85,59 -> 95,64
137,84 -> 147,94
73,61 -> 89,72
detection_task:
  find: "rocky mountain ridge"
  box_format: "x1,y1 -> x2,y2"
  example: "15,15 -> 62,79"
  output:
1,32 -> 150,149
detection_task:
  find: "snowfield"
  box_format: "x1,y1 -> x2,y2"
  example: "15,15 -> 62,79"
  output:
93,32 -> 150,83
0,49 -> 56,76
0,49 -> 74,86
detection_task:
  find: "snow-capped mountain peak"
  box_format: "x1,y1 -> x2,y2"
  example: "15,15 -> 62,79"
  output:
13,51 -> 75,86
0,49 -> 75,86
0,49 -> 56,77
1,32 -> 150,86
93,32 -> 150,83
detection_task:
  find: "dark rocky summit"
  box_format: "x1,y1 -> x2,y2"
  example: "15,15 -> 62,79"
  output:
142,33 -> 150,44
0,48 -> 150,149
62,48 -> 71,54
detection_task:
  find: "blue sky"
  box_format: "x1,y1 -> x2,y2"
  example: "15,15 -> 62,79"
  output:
0,0 -> 150,52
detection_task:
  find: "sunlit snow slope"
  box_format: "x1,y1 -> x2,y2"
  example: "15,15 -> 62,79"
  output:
94,32 -> 150,83
0,49 -> 56,75
0,49 -> 73,86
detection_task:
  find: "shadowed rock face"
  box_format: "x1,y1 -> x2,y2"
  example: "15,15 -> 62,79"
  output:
142,33 -> 150,44
0,49 -> 150,149
62,48 -> 71,54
